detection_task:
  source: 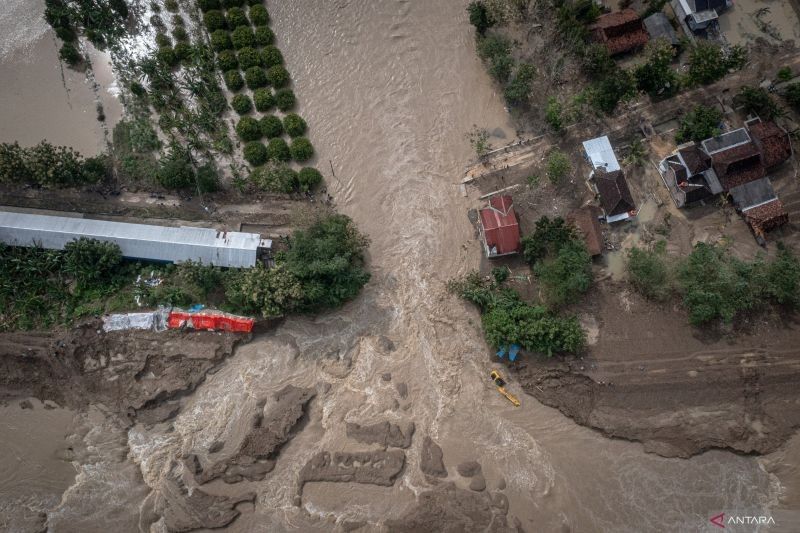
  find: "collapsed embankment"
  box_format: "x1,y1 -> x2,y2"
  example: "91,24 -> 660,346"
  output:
0,321 -> 250,425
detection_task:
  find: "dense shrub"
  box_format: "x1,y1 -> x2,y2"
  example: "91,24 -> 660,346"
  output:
223,0 -> 244,7
678,243 -> 760,325
260,46 -> 283,68
545,150 -> 570,184
521,216 -> 578,265
283,113 -> 307,137
627,243 -> 671,301
582,44 -> 615,79
173,26 -> 189,42
164,0 -> 179,11
298,167 -> 323,191
245,66 -> 268,89
250,161 -> 298,193
203,10 -> 226,31
534,239 -> 592,308
0,141 -> 106,186
64,238 -> 123,288
226,7 -> 249,28
259,115 -> 284,138
217,49 -> 238,71
267,138 -> 291,162
174,42 -> 193,62
290,137 -> 314,162
254,25 -> 274,46
477,34 -> 513,83
231,94 -> 253,114
155,33 -> 172,47
266,65 -> 290,88
249,4 -> 269,25
198,0 -> 220,12
274,89 -> 296,111
467,1 -> 495,34
590,68 -> 637,114
253,88 -> 275,111
59,42 -> 82,66
211,30 -> 232,51
735,86 -> 781,120
237,47 -> 260,69
243,142 -> 268,166
765,244 -> 800,308
157,46 -> 179,67
224,69 -> 244,91
231,26 -> 255,49
172,14 -> 185,27
236,116 -> 262,141
675,105 -> 722,143
156,148 -> 195,189
504,63 -> 535,107
55,26 -> 77,42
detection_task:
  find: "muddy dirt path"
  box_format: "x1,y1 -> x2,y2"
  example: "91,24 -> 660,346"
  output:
119,2 -> 784,531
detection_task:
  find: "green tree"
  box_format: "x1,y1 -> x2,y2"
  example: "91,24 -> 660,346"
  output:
784,83 -> 800,110
231,94 -> 252,115
59,42 -> 82,66
590,68 -> 636,114
243,142 -> 268,166
467,1 -> 495,34
521,216 -> 576,264
203,10 -> 226,31
249,4 -> 269,25
259,115 -> 284,138
675,105 -> 722,143
225,264 -> 304,317
236,116 -> 262,141
627,242 -> 671,300
211,30 -> 232,51
687,42 -> 745,86
267,138 -> 291,161
297,167 -> 323,192
254,25 -> 275,46
466,126 -> 491,157
677,243 -> 760,325
283,113 -> 307,137
735,86 -> 781,120
260,46 -> 283,68
237,46 -> 260,69
224,69 -> 244,91
244,66 -> 268,89
275,89 -> 296,111
253,88 -> 275,111
64,238 -> 122,288
533,239 -> 592,307
156,147 -> 195,189
634,38 -> 678,98
226,7 -> 249,28
546,150 -> 571,184
504,63 -> 535,106
231,26 -> 255,49
765,243 -> 800,307
582,43 -> 615,80
476,34 -> 514,83
217,49 -> 238,71
290,137 -> 314,162
545,97 -> 564,132
266,65 -> 291,88
282,214 -> 371,311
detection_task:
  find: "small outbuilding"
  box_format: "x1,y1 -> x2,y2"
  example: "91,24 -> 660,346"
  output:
590,9 -> 650,56
643,13 -> 679,47
567,206 -> 604,256
478,195 -> 521,258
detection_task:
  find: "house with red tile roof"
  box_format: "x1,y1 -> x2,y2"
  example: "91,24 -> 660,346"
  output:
748,120 -> 793,169
590,9 -> 649,56
478,195 -> 521,258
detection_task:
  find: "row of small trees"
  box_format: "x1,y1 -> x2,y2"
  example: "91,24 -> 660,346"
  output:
0,141 -> 108,187
628,241 -> 800,326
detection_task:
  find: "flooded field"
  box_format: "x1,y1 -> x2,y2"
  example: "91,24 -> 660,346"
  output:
0,0 -> 121,156
719,0 -> 800,47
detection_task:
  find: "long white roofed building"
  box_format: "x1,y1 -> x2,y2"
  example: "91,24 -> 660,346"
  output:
0,211 -> 272,268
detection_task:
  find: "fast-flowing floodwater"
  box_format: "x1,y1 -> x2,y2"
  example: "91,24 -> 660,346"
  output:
0,1 -> 788,531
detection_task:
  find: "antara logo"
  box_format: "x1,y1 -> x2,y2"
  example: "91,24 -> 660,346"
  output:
709,512 -> 776,528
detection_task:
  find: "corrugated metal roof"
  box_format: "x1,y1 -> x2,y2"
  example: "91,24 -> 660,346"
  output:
701,128 -> 751,155
479,196 -> 520,256
0,211 -> 271,268
582,136 -> 621,172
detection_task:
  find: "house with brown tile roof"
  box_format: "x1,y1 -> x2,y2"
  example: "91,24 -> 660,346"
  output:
748,120 -> 792,169
590,9 -> 649,56
593,169 -> 637,223
729,177 -> 788,240
701,129 -> 766,191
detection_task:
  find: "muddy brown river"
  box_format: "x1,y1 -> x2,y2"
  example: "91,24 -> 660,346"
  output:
0,0 -> 790,531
